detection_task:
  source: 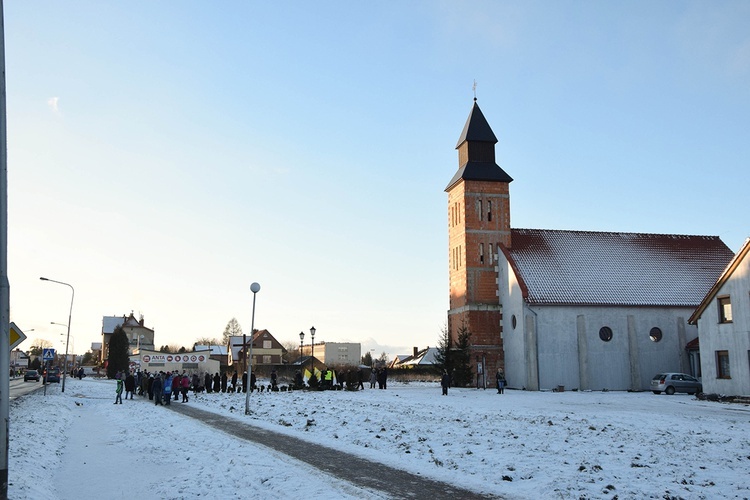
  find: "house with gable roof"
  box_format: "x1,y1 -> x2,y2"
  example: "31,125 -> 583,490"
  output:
689,238 -> 750,396
100,312 -> 155,364
446,99 -> 735,391
229,329 -> 287,370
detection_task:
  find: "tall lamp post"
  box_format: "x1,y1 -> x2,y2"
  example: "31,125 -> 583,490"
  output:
309,326 -> 316,380
57,331 -> 75,370
298,331 -> 304,363
40,277 -> 74,392
244,282 -> 260,415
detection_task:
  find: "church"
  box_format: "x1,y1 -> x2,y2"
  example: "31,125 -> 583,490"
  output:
446,100 -> 734,391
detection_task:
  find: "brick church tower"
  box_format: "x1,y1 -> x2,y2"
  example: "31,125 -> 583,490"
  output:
445,99 -> 513,379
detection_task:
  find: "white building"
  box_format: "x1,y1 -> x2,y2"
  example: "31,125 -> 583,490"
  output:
689,238 -> 750,396
301,342 -> 361,366
497,229 -> 733,392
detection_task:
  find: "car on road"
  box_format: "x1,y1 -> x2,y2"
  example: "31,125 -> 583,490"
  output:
23,369 -> 40,382
45,368 -> 61,383
651,373 -> 702,395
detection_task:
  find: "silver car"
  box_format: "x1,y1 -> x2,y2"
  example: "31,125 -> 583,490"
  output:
651,373 -> 702,395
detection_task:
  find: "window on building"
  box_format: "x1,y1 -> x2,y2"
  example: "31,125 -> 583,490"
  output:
716,350 -> 730,379
599,326 -> 613,342
263,340 -> 272,349
479,243 -> 484,264
477,199 -> 483,221
487,200 -> 492,221
649,327 -> 663,342
718,296 -> 732,323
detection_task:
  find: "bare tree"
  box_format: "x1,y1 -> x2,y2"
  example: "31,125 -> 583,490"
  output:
195,336 -> 222,347
280,340 -> 298,364
28,338 -> 53,356
222,318 -> 243,344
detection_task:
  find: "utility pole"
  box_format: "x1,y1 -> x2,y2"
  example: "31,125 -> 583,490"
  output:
0,1 -> 11,497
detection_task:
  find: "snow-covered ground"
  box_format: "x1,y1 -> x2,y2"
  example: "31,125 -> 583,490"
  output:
8,376 -> 750,499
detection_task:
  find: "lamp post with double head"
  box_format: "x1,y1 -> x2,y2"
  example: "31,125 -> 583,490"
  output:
309,326 -> 316,380
245,282 -> 260,415
298,331 -> 304,363
40,277 -> 74,392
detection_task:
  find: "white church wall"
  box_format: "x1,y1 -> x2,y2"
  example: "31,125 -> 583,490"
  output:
498,259 -> 531,390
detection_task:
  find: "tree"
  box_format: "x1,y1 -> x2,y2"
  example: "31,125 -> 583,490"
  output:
377,351 -> 389,365
361,351 -> 372,366
222,317 -> 243,344
106,325 -> 130,379
158,345 -> 171,353
280,340 -> 297,364
195,337 -> 221,347
28,338 -> 53,357
452,325 -> 473,387
433,324 -> 452,375
81,351 -> 96,366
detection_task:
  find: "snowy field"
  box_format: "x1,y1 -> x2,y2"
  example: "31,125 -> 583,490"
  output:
8,376 -> 750,499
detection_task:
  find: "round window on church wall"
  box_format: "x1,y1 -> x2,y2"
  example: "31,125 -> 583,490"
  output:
512,315 -> 517,329
649,327 -> 663,342
599,326 -> 613,342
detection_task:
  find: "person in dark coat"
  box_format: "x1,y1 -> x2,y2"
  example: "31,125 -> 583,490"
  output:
356,370 -> 364,390
496,368 -> 506,394
441,370 -> 450,396
242,372 -> 247,393
147,374 -> 154,400
152,373 -> 163,406
124,372 -> 136,399
221,372 -> 228,393
213,373 -> 221,393
270,369 -> 278,390
231,371 -> 238,391
250,373 -> 257,392
204,372 -> 212,393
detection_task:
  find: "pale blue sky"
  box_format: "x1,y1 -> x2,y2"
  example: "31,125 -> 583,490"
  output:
6,1 -> 749,358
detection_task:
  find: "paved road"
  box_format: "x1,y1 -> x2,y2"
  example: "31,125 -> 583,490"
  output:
9,377 -> 44,400
169,403 -> 499,499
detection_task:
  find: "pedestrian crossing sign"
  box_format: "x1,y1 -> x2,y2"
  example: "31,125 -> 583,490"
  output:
43,348 -> 55,361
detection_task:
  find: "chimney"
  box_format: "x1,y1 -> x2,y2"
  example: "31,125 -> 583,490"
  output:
413,346 -> 418,358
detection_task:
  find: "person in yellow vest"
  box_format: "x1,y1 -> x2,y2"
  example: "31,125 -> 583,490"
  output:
324,368 -> 333,390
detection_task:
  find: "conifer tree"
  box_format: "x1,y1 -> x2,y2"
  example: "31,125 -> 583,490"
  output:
452,325 -> 473,387
106,325 -> 130,378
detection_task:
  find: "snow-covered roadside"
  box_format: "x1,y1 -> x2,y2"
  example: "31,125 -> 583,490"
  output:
9,377 -> 750,499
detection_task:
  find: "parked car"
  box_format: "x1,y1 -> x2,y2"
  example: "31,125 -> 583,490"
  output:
651,373 -> 702,395
45,368 -> 61,383
23,369 -> 40,382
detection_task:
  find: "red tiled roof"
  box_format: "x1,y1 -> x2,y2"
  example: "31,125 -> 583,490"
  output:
507,229 -> 734,307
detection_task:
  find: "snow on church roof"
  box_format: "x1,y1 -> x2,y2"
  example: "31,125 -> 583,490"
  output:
506,229 -> 734,307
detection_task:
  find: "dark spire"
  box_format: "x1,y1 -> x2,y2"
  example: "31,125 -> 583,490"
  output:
446,100 -> 512,191
455,100 -> 497,149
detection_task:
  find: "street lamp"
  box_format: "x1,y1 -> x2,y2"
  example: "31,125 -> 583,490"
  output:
40,277 -> 74,392
309,326 -> 316,380
58,332 -> 75,369
245,282 -> 260,415
298,331 -> 304,361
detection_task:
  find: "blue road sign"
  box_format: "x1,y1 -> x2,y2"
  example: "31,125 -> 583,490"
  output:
42,348 -> 55,361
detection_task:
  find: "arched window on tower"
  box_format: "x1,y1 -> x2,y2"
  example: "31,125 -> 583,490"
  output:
479,243 -> 484,264
476,199 -> 483,221
487,200 -> 492,221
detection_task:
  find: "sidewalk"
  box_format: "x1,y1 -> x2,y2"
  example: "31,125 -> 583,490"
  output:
168,403 -> 495,500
